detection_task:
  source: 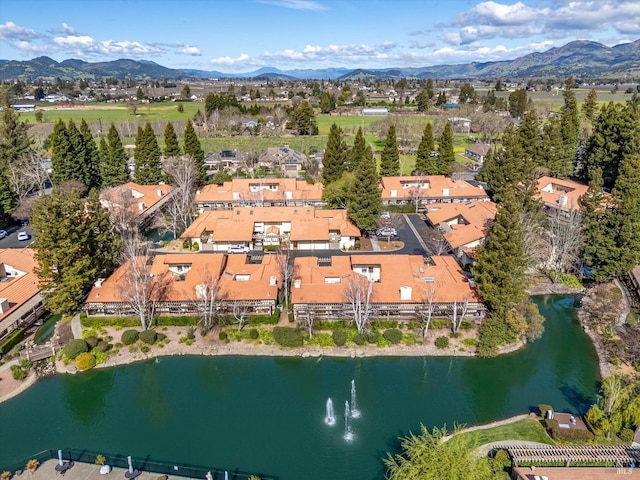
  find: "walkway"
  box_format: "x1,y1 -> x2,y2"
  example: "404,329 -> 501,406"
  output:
27,460 -> 208,480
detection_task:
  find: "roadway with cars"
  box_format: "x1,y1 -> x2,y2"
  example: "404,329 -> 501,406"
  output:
0,226 -> 34,249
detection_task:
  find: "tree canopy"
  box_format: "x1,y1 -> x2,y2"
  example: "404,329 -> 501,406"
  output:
379,125 -> 400,177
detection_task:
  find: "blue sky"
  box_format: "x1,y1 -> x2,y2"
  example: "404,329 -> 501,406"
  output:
0,0 -> 638,73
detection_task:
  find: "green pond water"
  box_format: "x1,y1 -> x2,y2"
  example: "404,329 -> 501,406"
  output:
0,296 -> 600,480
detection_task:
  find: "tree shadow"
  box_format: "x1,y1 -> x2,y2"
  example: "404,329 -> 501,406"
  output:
559,382 -> 594,414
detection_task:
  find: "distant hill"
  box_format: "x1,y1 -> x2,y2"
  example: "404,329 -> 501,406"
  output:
1,39 -> 638,81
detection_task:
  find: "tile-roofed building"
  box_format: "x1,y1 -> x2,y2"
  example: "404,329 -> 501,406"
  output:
380,175 -> 489,208
194,178 -> 324,211
84,253 -> 281,317
181,206 -> 360,251
535,176 -> 589,213
291,254 -> 484,322
0,248 -> 46,341
425,200 -> 497,257
100,182 -> 174,231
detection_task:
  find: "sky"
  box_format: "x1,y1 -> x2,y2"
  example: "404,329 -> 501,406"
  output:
0,0 -> 638,73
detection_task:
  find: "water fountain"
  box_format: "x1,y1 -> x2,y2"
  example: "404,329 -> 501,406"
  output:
350,379 -> 361,419
325,398 -> 336,426
344,401 -> 353,442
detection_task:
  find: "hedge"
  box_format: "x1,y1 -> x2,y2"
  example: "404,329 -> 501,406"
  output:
82,315 -> 198,328
383,328 -> 403,344
63,339 -> 89,360
273,327 -> 303,347
139,330 -> 157,345
0,328 -> 25,355
75,352 -> 96,371
121,330 -> 139,345
332,329 -> 347,346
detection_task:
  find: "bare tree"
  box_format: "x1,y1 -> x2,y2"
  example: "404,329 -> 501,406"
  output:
195,266 -> 222,332
299,305 -> 316,339
102,185 -> 138,236
344,274 -> 374,334
521,211 -> 547,270
7,150 -> 51,206
163,155 -> 197,239
231,300 -> 250,331
276,248 -> 294,310
451,294 -> 471,333
417,285 -> 437,340
542,208 -> 584,281
407,182 -> 424,213
117,234 -> 171,330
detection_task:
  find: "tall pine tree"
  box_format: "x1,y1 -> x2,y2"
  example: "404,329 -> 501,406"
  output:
348,127 -> 367,173
80,119 -> 100,188
183,120 -> 206,185
348,145 -> 382,231
163,121 -> 182,157
100,123 -> 130,187
437,121 -> 455,175
379,125 -> 399,177
51,119 -> 72,186
134,122 -> 163,185
610,154 -> 640,276
322,123 -> 348,184
414,123 -> 437,175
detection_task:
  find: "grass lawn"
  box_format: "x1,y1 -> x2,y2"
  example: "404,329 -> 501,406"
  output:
449,419 -> 554,449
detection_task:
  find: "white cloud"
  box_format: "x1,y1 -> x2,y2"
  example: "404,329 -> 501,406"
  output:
0,21 -> 39,41
210,53 -> 251,65
181,46 -> 202,56
256,0 -> 325,10
456,1 -> 546,27
61,23 -> 78,35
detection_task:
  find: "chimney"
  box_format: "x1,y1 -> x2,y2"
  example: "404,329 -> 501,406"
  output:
442,188 -> 450,196
139,202 -> 145,210
0,298 -> 9,314
399,286 -> 412,301
157,189 -> 163,197
94,278 -> 105,288
269,276 -> 277,286
293,279 -> 301,289
558,195 -> 567,207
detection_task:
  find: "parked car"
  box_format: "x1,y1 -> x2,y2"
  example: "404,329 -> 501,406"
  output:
227,245 -> 250,254
0,230 -> 6,239
376,227 -> 397,237
17,231 -> 31,241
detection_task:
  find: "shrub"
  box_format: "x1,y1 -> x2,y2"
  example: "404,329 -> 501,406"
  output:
140,345 -> 150,353
191,242 -> 199,252
557,273 -> 582,289
10,365 -> 25,380
219,331 -> 228,341
94,455 -> 106,465
460,320 -> 474,330
332,329 -> 347,346
0,329 -> 25,355
121,330 -> 139,345
156,333 -> 167,341
249,328 -> 259,340
383,328 -> 403,344
85,336 -> 99,349
1,471 -> 12,480
431,319 -> 447,329
273,327 -> 303,347
75,352 -> 96,371
352,333 -> 367,346
25,459 -> 39,473
463,338 -> 478,347
139,330 -> 157,345
63,339 -> 89,360
187,327 -> 195,340
435,336 -> 449,349
96,341 -> 111,352
619,427 -> 635,444
539,404 -> 553,418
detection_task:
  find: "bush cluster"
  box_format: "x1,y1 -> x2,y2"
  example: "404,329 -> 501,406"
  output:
219,331 -> 228,341
434,336 -> 449,349
75,352 -> 96,371
10,364 -> 26,380
543,418 -> 594,442
121,330 -> 139,345
249,329 -> 259,340
85,336 -> 99,349
383,328 -> 403,344
332,329 -> 347,346
352,333 -> 367,346
273,327 -> 303,347
139,330 -> 157,345
63,339 -> 89,360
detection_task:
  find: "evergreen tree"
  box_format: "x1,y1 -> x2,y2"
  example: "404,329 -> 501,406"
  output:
610,154 -> 640,276
183,120 -> 206,185
416,89 -> 430,111
517,110 -> 541,163
348,127 -> 367,173
134,122 -> 163,185
426,79 -> 434,99
582,88 -> 598,122
379,125 -> 400,177
287,101 -> 318,135
322,123 -> 348,184
348,145 -> 382,231
101,123 -> 130,187
319,92 -> 335,114
31,188 -> 120,314
414,123 -> 437,175
163,122 -> 182,157
437,121 -> 455,175
66,119 -> 87,184
435,91 -> 447,107
560,77 -> 580,175
51,119 -> 71,185
508,89 -> 527,118
80,119 -> 100,188
540,117 -> 572,177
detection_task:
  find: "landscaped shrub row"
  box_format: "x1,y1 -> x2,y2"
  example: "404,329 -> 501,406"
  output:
82,315 -> 199,328
273,327 -> 303,347
0,328 -> 25,355
63,339 -> 89,360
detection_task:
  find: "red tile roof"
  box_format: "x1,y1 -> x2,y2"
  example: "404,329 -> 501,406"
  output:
426,200 -> 497,249
380,176 -> 488,202
535,176 -> 588,212
0,248 -> 41,322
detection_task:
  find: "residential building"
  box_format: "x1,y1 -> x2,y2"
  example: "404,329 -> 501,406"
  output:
425,200 -> 497,258
380,175 -> 489,208
464,143 -> 492,165
535,176 -> 589,213
181,206 -> 360,251
99,182 -> 174,231
258,146 -> 306,177
194,178 -> 324,210
448,117 -> 471,133
291,254 -> 484,322
0,249 -> 46,342
84,253 -> 281,317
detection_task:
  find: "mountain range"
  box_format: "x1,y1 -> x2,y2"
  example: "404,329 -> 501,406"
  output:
1,39 -> 639,81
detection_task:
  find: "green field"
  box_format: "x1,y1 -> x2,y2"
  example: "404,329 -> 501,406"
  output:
448,419 -> 554,449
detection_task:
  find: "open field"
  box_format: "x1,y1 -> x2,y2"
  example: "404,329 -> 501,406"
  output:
490,88 -> 636,111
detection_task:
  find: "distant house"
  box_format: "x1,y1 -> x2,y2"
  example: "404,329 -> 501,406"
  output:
12,104 -> 36,112
99,182 -> 174,231
181,206 -> 360,251
425,200 -> 497,260
0,249 -> 46,342
291,254 -> 484,322
380,175 -> 489,208
258,146 -> 306,177
85,253 -> 281,317
464,143 -> 492,165
194,178 -> 324,210
535,176 -> 589,213
448,117 -> 471,133
204,150 -> 244,174
362,108 -> 388,116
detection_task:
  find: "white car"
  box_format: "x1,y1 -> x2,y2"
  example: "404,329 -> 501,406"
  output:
0,230 -> 6,239
227,245 -> 250,254
17,231 -> 30,241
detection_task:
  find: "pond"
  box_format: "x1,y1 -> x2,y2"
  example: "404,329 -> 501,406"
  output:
0,296 -> 600,480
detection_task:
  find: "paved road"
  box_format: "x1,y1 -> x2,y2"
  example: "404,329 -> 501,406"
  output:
0,226 -> 34,249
